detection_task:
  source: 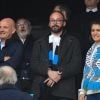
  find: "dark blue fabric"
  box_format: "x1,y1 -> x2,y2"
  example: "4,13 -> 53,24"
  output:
87,93 -> 100,100
0,38 -> 23,68
12,33 -> 34,92
0,84 -> 33,100
13,33 -> 34,79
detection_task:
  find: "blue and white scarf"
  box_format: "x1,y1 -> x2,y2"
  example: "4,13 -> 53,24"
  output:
81,43 -> 100,94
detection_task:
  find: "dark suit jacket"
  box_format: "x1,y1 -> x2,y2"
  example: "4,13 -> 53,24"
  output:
0,84 -> 33,100
0,38 -> 23,69
13,33 -> 34,79
31,31 -> 82,100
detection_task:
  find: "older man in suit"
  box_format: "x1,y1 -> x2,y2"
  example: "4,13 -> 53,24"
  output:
0,18 -> 23,69
13,18 -> 34,92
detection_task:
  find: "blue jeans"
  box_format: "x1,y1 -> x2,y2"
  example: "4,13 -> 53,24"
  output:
87,93 -> 100,100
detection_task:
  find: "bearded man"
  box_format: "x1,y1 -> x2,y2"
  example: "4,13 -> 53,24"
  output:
13,18 -> 34,92
31,11 -> 82,100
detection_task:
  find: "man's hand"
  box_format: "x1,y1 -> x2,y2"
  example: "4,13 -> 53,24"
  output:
44,78 -> 55,87
4,56 -> 11,61
53,74 -> 61,83
48,69 -> 61,83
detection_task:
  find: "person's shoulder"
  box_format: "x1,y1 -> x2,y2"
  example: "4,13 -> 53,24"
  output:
15,90 -> 33,100
64,32 -> 79,41
34,34 -> 48,43
21,92 -> 33,100
13,39 -> 23,46
6,38 -> 21,46
8,38 -> 23,50
64,34 -> 80,46
27,34 -> 34,41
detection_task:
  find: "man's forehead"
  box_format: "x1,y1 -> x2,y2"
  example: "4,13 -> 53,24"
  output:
18,19 -> 26,23
0,21 -> 12,28
85,0 -> 98,2
0,18 -> 15,26
50,12 -> 64,19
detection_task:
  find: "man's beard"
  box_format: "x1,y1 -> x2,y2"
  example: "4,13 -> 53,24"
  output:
50,25 -> 63,34
18,30 -> 30,39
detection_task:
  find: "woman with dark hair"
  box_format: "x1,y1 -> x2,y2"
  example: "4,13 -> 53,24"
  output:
79,20 -> 100,100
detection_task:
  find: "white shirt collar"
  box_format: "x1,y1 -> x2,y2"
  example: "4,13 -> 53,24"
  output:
49,34 -> 61,46
18,34 -> 26,44
0,39 -> 5,50
20,38 -> 26,44
86,7 -> 98,12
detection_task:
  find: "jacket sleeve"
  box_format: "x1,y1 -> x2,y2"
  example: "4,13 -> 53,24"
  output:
30,40 -> 48,76
2,42 -> 23,68
58,38 -> 82,79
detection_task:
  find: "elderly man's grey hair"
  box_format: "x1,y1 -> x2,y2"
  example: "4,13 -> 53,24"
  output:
0,66 -> 17,85
16,18 -> 32,31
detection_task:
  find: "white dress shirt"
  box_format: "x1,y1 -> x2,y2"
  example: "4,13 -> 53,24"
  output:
86,7 -> 98,12
49,34 -> 61,59
0,39 -> 5,50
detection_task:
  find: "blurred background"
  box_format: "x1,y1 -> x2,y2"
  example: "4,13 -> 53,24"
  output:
0,0 -> 84,25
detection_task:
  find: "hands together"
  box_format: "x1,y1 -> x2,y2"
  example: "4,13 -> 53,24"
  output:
44,69 -> 62,87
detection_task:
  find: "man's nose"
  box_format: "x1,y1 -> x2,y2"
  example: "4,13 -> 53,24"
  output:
20,25 -> 25,29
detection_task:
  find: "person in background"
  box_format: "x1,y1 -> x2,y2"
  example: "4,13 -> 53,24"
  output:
84,0 -> 100,13
53,4 -> 71,21
14,18 -> 34,92
79,20 -> 100,100
69,0 -> 100,59
0,18 -> 23,69
0,65 -> 33,100
31,11 -> 81,100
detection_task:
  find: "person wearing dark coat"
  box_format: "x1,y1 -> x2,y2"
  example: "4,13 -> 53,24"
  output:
31,11 -> 82,100
0,18 -> 23,69
0,65 -> 33,100
0,38 -> 23,68
14,18 -> 34,92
